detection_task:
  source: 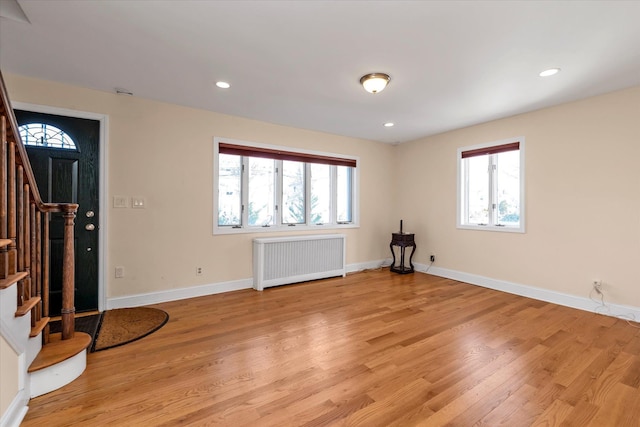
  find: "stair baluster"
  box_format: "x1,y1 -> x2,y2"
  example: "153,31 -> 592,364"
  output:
16,166 -> 25,306
0,116 -> 7,279
23,183 -> 31,306
43,211 -> 50,343
9,137 -> 17,275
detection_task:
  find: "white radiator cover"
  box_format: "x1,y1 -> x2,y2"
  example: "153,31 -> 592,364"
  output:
253,234 -> 346,291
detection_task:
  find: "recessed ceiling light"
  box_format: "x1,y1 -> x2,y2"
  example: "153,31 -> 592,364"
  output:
539,68 -> 560,77
216,81 -> 231,89
384,122 -> 395,127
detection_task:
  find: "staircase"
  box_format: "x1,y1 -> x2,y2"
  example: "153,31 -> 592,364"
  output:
0,70 -> 88,426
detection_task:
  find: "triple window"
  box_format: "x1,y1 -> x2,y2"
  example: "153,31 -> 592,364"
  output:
215,138 -> 358,233
457,138 -> 525,232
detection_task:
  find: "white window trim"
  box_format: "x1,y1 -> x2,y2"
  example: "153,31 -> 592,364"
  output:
213,137 -> 360,235
456,136 -> 525,233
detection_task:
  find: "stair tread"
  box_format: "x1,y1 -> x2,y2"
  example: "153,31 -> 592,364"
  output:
15,295 -> 41,316
28,332 -> 92,373
30,316 -> 50,337
0,238 -> 11,248
0,270 -> 28,289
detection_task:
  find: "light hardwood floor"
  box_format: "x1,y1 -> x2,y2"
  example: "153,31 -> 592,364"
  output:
22,270 -> 640,426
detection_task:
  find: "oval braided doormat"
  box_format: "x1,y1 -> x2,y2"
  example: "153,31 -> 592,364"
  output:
92,307 -> 169,352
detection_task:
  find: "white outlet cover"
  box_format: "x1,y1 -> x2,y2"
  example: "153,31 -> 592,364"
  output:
132,197 -> 146,208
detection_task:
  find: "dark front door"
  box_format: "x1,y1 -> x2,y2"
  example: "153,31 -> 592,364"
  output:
15,110 -> 100,315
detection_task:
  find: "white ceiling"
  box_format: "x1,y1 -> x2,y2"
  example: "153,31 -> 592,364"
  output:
1,1 -> 639,144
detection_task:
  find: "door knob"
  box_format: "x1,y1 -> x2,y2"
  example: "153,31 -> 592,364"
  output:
85,224 -> 95,231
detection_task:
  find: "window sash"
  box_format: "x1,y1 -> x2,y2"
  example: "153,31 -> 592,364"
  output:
281,160 -> 306,225
247,157 -> 276,226
310,163 -> 332,225
336,166 -> 353,223
217,154 -> 242,226
463,155 -> 490,225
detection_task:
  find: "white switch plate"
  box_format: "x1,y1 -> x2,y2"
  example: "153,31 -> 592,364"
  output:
113,196 -> 128,208
132,197 -> 146,209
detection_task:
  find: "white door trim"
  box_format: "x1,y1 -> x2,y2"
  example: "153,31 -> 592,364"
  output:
12,101 -> 108,313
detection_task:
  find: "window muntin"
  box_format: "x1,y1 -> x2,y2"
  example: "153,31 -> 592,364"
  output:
18,123 -> 78,150
214,138 -> 358,233
458,138 -> 524,232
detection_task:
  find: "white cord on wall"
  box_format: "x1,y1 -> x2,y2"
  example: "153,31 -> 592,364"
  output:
589,286 -> 640,328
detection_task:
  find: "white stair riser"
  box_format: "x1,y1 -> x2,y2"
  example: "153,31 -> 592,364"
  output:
30,350 -> 87,398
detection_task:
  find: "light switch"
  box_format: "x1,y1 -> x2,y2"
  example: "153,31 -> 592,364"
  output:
115,266 -> 125,278
132,197 -> 146,209
113,196 -> 128,208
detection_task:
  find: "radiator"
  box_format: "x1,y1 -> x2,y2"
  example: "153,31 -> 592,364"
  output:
253,234 -> 346,291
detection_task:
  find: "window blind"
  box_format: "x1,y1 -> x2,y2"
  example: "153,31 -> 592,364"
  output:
219,142 -> 357,168
461,142 -> 519,159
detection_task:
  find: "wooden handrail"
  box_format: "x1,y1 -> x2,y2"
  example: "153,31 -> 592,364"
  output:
0,74 -> 78,212
0,69 -> 78,341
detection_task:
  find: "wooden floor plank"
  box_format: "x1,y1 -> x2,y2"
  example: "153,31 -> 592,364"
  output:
21,270 -> 640,426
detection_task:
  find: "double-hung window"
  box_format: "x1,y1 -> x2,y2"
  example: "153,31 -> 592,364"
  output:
457,137 -> 525,232
214,138 -> 358,233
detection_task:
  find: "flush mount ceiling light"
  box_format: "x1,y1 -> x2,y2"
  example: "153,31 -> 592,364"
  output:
539,68 -> 561,77
384,122 -> 395,127
216,81 -> 231,89
360,73 -> 390,94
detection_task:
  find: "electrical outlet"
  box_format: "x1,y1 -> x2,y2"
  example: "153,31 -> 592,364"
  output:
430,254 -> 436,263
115,266 -> 125,278
132,197 -> 146,209
593,280 -> 603,294
196,267 -> 203,276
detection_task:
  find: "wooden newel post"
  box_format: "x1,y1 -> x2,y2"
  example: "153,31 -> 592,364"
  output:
61,204 -> 78,340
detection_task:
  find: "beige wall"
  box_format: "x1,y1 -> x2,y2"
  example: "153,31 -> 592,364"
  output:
6,73 -> 640,308
396,86 -> 640,307
5,74 -> 396,299
0,335 -> 20,416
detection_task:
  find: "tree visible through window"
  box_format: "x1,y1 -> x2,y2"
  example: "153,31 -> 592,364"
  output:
282,160 -> 305,224
18,123 -> 77,150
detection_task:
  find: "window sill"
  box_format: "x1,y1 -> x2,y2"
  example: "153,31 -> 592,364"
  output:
457,224 -> 525,233
213,223 -> 359,235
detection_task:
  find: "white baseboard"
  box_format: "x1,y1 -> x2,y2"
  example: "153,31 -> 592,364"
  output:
106,261 -> 640,321
107,278 -> 253,309
107,261 -> 388,309
416,263 -> 640,321
0,389 -> 28,427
